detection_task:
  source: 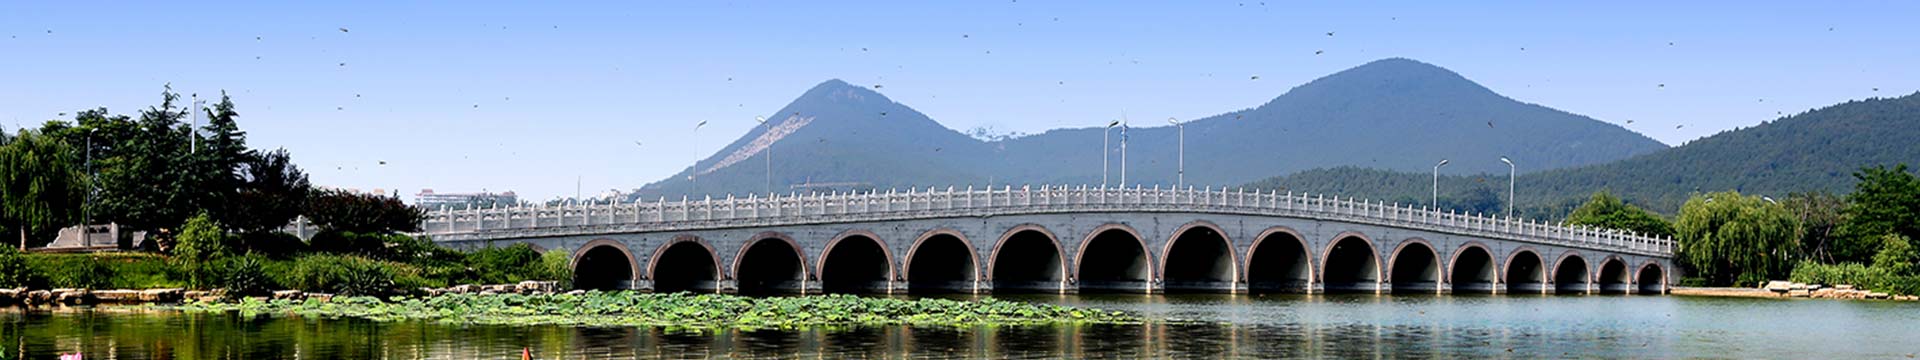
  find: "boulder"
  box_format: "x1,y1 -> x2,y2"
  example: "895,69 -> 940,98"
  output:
517,281 -> 558,294
1836,284 -> 1855,291
1764,281 -> 1793,292
1812,288 -> 1835,298
0,289 -> 19,304
1787,289 -> 1810,298
27,290 -> 53,304
449,284 -> 477,294
485,284 -> 515,293
95,289 -> 142,302
54,289 -> 93,304
1868,292 -> 1890,299
478,290 -> 498,296
308,293 -> 335,302
272,290 -> 305,300
139,288 -> 184,302
565,289 -> 586,296
1788,283 -> 1808,291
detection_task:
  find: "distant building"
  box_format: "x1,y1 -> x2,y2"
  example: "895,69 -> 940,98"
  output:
416,189 -> 519,209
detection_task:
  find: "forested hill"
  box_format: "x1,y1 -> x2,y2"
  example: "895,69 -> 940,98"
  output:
1243,92 -> 1920,217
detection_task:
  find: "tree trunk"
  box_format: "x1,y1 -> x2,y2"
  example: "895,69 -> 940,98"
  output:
17,224 -> 24,250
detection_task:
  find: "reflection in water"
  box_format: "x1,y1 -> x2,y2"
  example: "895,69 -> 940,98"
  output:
4,294 -> 1920,358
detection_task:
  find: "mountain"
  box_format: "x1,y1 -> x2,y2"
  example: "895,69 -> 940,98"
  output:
1244,92 -> 1920,216
635,58 -> 1670,198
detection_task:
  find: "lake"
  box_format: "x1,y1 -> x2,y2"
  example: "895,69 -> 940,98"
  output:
3,294 -> 1917,359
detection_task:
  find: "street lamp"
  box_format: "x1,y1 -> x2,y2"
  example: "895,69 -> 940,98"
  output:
757,116 -> 772,195
691,120 -> 707,194
1431,159 -> 1449,210
1103,120 -> 1119,188
1500,156 -> 1516,219
1119,117 -> 1129,187
83,128 -> 97,248
1168,117 -> 1184,188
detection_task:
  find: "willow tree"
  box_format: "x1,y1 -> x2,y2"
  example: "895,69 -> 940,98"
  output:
1675,191 -> 1801,286
0,128 -> 86,249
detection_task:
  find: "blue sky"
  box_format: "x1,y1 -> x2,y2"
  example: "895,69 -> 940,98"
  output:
3,1 -> 1914,202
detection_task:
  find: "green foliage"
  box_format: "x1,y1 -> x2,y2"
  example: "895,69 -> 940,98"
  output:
1784,191 -> 1849,263
464,244 -> 547,284
1675,191 -> 1801,286
1836,164 -> 1920,262
1789,261 -> 1883,288
306,189 -> 423,235
1870,234 -> 1917,276
223,148 -> 311,235
172,212 -> 232,287
540,250 -> 573,288
216,254 -> 274,297
0,127 -> 85,248
1565,190 -> 1675,237
281,254 -> 436,296
0,246 -> 36,288
235,231 -> 308,259
167,293 -> 1137,330
25,254 -> 115,289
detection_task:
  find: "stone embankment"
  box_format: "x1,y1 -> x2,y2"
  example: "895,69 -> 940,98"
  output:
1759,281 -> 1915,301
0,281 -> 566,306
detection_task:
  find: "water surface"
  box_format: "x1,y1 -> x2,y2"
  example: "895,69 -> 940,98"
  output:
3,294 -> 1917,359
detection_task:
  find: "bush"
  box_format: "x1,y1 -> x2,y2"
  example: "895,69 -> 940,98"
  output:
1789,261 -> 1884,287
0,246 -> 36,288
465,244 -> 545,284
281,254 -> 437,296
540,250 -> 573,288
27,255 -> 114,289
236,231 -> 308,259
216,254 -> 274,297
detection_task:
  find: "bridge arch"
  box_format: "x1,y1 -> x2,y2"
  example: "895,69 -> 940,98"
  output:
1505,247 -> 1546,294
1387,238 -> 1441,294
1552,251 -> 1592,295
817,230 -> 896,294
732,231 -> 810,295
1320,231 -> 1382,293
1636,261 -> 1668,294
647,235 -> 721,293
989,224 -> 1066,293
571,239 -> 639,291
1160,220 -> 1237,293
1246,226 -> 1314,293
904,228 -> 979,294
1076,223 -> 1154,293
1447,242 -> 1497,293
1596,256 -> 1631,294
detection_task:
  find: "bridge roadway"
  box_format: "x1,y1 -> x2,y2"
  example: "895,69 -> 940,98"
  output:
423,185 -> 1677,295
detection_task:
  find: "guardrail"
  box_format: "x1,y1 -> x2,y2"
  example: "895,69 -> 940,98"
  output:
420,185 -> 1676,258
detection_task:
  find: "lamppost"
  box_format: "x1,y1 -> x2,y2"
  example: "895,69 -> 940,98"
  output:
1103,120 -> 1118,188
83,128 -> 96,248
1119,118 -> 1129,187
1432,159 -> 1449,210
691,120 -> 707,194
1168,117 -> 1184,189
1500,156 -> 1515,219
757,116 -> 772,195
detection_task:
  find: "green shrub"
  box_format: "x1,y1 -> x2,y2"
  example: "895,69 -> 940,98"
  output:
282,254 -> 437,296
539,250 -> 573,288
216,254 -> 274,297
1789,261 -> 1884,287
0,246 -> 36,288
236,231 -> 308,259
465,244 -> 545,284
28,255 -> 114,289
1871,234 -> 1917,276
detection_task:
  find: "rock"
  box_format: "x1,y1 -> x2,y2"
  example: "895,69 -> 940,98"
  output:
450,284 -> 476,294
1765,281 -> 1793,292
1789,283 -> 1808,291
478,290 -> 498,296
1836,284 -> 1855,291
27,290 -> 53,304
1788,289 -> 1810,297
184,290 -> 210,299
518,281 -> 558,294
565,289 -> 586,296
1812,288 -> 1835,298
139,288 -> 184,302
486,284 -> 515,293
308,293 -> 335,302
0,289 -> 18,304
55,289 -> 93,304
93,289 -> 140,302
1868,292 -> 1890,299
1806,284 -> 1823,291
272,290 -> 304,300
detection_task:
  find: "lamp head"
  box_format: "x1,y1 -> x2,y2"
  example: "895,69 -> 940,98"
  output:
1437,159 -> 1450,167
1167,117 -> 1179,125
1500,156 -> 1513,165
755,116 -> 767,123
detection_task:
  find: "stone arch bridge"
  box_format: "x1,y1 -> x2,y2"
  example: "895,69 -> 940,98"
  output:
424,186 -> 1676,295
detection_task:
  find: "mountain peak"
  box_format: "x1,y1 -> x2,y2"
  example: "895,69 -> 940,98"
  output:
798,79 -> 891,105
1287,57 -> 1494,99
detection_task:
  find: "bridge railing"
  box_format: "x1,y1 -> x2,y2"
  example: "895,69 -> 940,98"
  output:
421,185 -> 1676,257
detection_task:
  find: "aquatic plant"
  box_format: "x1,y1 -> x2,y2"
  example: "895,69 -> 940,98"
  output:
162,292 -> 1136,330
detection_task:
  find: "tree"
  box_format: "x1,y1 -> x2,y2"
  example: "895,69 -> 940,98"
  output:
306,189 -> 424,235
1836,164 -> 1920,263
0,128 -> 86,249
1872,234 -> 1917,277
199,93 -> 251,228
1783,191 -> 1848,263
89,87 -> 206,245
1565,190 -> 1675,237
224,148 -> 310,235
1675,191 -> 1802,286
172,212 -> 232,287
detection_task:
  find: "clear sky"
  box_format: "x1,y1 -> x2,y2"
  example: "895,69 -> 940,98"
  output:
3,1 -> 1914,202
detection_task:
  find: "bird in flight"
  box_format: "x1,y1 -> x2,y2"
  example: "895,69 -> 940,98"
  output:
1326,31 -> 1335,37
339,27 -> 350,33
